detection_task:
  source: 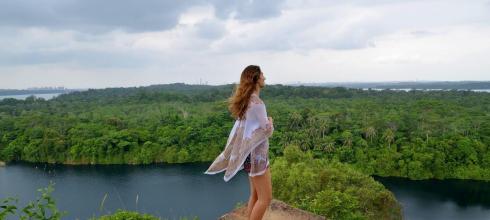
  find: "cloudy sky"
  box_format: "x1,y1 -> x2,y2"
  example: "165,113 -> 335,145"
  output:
1,0 -> 489,89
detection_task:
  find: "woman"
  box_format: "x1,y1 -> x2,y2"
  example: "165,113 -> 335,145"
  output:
204,65 -> 274,220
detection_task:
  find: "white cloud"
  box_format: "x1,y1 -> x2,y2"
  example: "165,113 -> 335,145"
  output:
0,0 -> 489,89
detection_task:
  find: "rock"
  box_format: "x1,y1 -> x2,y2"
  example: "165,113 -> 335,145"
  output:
219,199 -> 325,220
0,161 -> 5,166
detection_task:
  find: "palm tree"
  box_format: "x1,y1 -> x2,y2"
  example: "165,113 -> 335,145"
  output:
318,118 -> 330,138
179,108 -> 189,119
288,112 -> 303,130
364,126 -> 377,143
322,137 -> 335,153
382,128 -> 395,148
341,130 -> 353,147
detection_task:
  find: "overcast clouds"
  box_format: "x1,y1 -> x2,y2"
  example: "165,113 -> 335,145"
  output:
1,0 -> 489,89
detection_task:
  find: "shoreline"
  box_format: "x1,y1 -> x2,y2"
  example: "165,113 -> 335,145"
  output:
5,159 -> 490,182
4,160 -> 211,167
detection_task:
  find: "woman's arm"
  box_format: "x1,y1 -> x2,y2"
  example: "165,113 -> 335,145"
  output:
251,103 -> 274,137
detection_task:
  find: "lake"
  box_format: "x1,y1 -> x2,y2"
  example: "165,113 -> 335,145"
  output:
374,176 -> 490,220
0,89 -> 488,101
0,93 -> 63,100
1,162 -> 490,220
0,162 -> 248,220
361,88 -> 490,92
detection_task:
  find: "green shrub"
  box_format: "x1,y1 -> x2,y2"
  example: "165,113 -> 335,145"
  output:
0,181 -> 68,220
94,210 -> 159,220
272,145 -> 403,220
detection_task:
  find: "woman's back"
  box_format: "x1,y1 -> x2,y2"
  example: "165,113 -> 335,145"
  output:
205,93 -> 273,182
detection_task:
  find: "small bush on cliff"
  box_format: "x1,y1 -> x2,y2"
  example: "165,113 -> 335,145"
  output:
93,210 -> 199,220
272,145 -> 403,220
94,210 -> 160,220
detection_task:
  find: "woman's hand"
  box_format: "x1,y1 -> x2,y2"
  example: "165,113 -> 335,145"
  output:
265,116 -> 274,136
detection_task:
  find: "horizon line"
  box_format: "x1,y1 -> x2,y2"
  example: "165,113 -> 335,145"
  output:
1,80 -> 490,90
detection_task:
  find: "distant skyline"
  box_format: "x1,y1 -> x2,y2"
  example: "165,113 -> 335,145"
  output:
1,80 -> 484,91
1,0 -> 489,89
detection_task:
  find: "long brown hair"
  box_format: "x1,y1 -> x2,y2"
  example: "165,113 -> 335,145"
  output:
228,65 -> 262,120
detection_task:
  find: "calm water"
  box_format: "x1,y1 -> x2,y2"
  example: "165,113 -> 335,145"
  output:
361,88 -> 490,92
1,163 -> 490,220
374,176 -> 490,220
0,89 -> 488,101
0,93 -> 62,100
0,162 -> 249,220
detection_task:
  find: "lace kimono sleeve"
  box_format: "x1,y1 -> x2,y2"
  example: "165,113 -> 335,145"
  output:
249,102 -> 274,138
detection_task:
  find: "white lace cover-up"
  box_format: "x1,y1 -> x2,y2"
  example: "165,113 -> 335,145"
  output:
204,94 -> 274,182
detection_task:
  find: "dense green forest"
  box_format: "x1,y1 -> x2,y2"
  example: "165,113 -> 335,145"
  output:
0,83 -> 489,180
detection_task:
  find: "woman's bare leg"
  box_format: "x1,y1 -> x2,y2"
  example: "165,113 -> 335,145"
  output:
246,175 -> 258,217
249,168 -> 272,220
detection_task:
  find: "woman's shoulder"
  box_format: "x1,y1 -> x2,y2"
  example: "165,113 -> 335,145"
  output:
247,94 -> 266,117
249,94 -> 264,105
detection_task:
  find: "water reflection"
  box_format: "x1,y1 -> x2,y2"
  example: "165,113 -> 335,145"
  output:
374,176 -> 490,220
2,163 -> 490,220
0,162 -> 249,220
